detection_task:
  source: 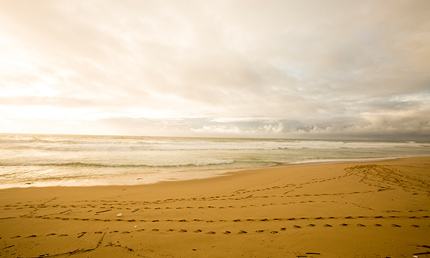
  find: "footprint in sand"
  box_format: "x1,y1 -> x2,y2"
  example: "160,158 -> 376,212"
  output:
306,252 -> 321,255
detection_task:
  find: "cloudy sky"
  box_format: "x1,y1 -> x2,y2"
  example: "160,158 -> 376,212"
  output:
1,0 -> 429,140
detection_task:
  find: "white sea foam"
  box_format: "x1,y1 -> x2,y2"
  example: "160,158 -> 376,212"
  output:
0,134 -> 428,188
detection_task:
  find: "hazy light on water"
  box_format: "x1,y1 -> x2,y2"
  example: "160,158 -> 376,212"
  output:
0,134 -> 428,188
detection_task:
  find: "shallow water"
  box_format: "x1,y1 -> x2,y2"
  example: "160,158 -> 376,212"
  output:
0,134 -> 429,188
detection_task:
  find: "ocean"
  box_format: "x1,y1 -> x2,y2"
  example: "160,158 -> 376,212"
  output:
0,134 -> 429,189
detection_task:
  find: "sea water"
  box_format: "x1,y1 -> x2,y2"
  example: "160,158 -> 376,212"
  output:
0,134 -> 429,188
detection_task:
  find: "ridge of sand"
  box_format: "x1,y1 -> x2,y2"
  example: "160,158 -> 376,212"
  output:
0,157 -> 429,257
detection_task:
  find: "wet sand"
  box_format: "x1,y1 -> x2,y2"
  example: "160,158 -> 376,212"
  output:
0,157 -> 429,257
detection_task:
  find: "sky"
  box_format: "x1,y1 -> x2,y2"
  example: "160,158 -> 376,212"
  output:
0,0 -> 429,140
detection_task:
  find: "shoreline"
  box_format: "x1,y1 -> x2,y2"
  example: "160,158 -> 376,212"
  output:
1,156 -> 429,257
2,155 -> 428,190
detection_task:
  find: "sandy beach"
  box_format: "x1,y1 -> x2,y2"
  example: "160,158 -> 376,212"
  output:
0,157 -> 429,257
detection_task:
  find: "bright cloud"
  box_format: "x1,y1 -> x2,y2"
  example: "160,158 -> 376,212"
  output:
262,122 -> 284,134
0,0 -> 429,140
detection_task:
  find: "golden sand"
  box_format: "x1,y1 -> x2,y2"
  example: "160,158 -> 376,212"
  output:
0,157 -> 429,257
